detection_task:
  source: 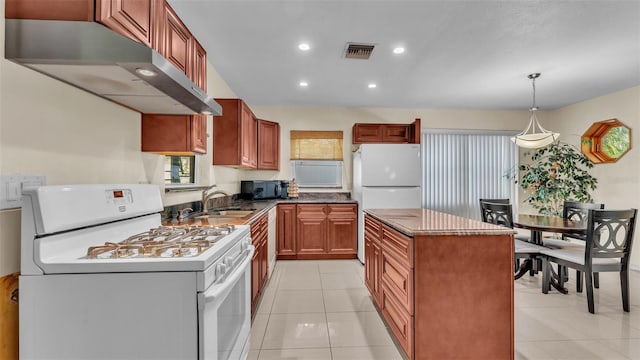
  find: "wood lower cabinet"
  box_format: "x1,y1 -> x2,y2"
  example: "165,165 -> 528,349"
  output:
296,204 -> 328,257
364,213 -> 514,360
326,204 -> 358,255
213,99 -> 257,168
364,215 -> 382,305
141,113 -> 207,154
277,204 -> 297,259
96,0 -> 158,47
251,213 -> 269,317
257,119 -> 280,170
277,203 -> 357,260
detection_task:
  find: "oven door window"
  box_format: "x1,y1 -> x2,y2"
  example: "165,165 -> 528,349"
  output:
199,260 -> 251,360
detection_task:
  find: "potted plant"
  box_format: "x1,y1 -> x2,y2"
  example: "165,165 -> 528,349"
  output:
517,142 -> 598,217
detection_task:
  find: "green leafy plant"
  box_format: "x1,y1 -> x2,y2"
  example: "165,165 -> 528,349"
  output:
517,142 -> 598,217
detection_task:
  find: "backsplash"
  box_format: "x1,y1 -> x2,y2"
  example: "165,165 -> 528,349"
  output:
295,192 -> 351,201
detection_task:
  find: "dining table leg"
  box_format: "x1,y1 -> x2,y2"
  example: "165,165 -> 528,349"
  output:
531,230 -> 568,294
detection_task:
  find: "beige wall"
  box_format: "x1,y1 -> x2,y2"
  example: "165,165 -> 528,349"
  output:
549,86 -> 640,265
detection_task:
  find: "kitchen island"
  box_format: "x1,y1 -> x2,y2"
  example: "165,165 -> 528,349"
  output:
364,208 -> 515,360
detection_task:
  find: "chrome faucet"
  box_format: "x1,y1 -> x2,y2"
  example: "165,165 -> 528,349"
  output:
177,208 -> 193,222
202,185 -> 229,213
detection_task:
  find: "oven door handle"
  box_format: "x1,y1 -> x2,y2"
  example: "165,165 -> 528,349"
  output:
202,246 -> 254,305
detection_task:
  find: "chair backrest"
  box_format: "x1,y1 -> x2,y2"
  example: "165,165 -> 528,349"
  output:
479,198 -> 510,205
563,201 -> 605,222
585,209 -> 637,262
563,201 -> 605,241
480,201 -> 514,228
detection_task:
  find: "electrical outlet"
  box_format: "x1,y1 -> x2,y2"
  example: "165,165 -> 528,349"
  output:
0,175 -> 47,210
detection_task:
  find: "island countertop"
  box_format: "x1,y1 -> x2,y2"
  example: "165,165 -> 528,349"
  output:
364,208 -> 516,237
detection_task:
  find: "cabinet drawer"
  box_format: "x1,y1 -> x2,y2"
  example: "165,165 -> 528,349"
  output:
382,225 -> 413,267
381,251 -> 413,314
381,284 -> 413,359
364,216 -> 381,242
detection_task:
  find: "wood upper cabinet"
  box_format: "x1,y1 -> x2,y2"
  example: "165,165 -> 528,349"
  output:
213,99 -> 257,168
353,123 -> 408,144
191,39 -> 207,91
257,119 -> 280,170
158,1 -> 191,75
96,0 -> 159,47
276,204 -> 297,259
141,113 -> 207,154
296,204 -> 328,256
352,119 -> 421,144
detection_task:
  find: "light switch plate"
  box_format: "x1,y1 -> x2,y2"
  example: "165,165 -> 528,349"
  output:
0,175 -> 47,210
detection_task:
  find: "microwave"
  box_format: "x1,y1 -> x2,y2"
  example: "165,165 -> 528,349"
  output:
240,180 -> 281,200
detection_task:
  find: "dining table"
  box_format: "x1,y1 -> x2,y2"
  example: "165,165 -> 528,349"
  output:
513,214 -> 587,293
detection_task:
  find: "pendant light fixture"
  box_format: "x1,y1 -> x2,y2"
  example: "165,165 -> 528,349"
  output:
511,73 -> 559,148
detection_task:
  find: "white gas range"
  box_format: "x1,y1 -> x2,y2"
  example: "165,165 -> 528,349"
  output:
19,184 -> 253,360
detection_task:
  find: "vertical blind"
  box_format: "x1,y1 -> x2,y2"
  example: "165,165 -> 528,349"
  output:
422,130 -> 518,220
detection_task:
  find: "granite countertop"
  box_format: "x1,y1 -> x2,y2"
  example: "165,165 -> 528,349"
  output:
365,208 -> 516,237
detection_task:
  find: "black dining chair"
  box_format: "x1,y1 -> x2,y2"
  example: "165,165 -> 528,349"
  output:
542,201 -> 605,291
479,201 -> 545,279
562,201 -> 605,291
541,209 -> 637,313
479,199 -> 531,242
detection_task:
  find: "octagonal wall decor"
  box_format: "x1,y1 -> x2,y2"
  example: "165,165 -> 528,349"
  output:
581,118 -> 631,163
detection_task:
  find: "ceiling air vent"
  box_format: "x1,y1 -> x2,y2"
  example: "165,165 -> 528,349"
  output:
344,43 -> 375,59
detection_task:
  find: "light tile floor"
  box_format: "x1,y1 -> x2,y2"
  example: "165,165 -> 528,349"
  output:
248,260 -> 640,359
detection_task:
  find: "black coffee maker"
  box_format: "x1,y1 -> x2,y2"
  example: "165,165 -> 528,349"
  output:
280,180 -> 290,199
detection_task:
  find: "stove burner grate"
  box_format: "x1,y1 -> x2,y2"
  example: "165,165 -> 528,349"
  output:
86,225 -> 236,259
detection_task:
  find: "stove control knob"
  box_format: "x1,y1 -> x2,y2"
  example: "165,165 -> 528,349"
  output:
224,257 -> 233,267
216,263 -> 227,277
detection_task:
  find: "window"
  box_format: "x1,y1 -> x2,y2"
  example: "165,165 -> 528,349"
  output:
581,118 -> 631,163
422,130 -> 519,220
290,131 -> 343,160
290,131 -> 343,188
164,155 -> 196,185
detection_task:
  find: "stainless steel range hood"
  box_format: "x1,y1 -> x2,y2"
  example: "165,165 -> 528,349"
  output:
5,19 -> 222,116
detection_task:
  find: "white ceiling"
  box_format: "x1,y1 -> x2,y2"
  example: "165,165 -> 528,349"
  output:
169,0 -> 640,110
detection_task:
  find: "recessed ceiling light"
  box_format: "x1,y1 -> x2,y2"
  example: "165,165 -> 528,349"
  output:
393,47 -> 405,54
298,43 -> 310,51
368,83 -> 377,89
299,81 -> 308,87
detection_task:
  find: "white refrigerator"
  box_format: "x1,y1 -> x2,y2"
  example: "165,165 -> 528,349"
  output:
353,144 -> 422,263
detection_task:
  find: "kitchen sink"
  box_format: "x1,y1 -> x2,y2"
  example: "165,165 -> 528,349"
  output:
209,210 -> 255,217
